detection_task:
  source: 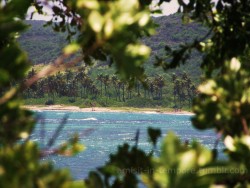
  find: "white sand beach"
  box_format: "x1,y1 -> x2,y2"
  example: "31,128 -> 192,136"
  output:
23,105 -> 194,115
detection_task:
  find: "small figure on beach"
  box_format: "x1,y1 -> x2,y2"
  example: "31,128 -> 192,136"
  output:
173,105 -> 178,112
173,105 -> 182,112
90,102 -> 96,111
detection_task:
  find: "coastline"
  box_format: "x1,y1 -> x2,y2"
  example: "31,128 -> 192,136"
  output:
22,105 -> 194,115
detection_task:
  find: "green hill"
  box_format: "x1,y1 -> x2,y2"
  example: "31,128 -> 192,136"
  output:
20,14 -> 206,74
20,14 -> 207,109
19,20 -> 66,65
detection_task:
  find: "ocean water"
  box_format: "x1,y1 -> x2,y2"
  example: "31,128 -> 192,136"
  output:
32,111 -> 224,180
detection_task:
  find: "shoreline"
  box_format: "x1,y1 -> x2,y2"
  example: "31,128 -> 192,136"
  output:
22,105 -> 194,115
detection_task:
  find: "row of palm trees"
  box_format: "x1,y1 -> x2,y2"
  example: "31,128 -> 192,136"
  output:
23,67 -> 197,108
172,72 -> 197,109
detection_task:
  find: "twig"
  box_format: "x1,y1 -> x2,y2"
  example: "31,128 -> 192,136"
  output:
47,114 -> 69,148
241,117 -> 249,135
134,129 -> 140,148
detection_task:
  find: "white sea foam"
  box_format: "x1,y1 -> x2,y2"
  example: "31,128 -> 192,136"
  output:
122,137 -> 134,141
56,112 -> 66,115
118,133 -> 133,136
68,118 -> 98,121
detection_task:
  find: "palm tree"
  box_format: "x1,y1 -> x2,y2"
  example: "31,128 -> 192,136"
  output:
127,84 -> 132,99
54,72 -> 64,97
103,74 -> 110,96
36,80 -> 45,98
158,76 -> 165,99
149,79 -> 155,99
26,68 -> 37,98
181,72 -> 195,108
46,76 -> 56,102
81,75 -> 91,98
76,71 -> 86,98
154,75 -> 165,100
97,73 -> 104,96
186,77 -> 193,108
172,73 -> 177,110
153,77 -> 159,99
187,84 -> 197,108
174,79 -> 183,111
111,75 -> 119,101
117,80 -> 123,101
136,80 -> 141,97
65,70 -> 73,84
144,78 -> 150,98
180,79 -> 186,108
68,79 -> 78,101
121,80 -> 126,102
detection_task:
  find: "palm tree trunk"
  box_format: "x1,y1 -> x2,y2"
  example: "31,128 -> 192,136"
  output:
122,84 -> 125,102
100,82 -> 102,96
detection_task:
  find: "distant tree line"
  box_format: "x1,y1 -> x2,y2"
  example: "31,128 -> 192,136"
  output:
23,67 -> 197,109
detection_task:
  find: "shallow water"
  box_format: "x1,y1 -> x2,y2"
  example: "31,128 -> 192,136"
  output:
32,111 -> 224,180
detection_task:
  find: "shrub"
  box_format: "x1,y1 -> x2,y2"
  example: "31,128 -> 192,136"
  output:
45,99 -> 54,105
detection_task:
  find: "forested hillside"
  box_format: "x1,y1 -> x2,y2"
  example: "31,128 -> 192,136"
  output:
20,14 -> 206,71
20,14 -> 208,109
19,20 -> 66,64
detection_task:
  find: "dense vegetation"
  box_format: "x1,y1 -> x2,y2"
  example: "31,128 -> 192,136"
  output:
23,67 -> 197,109
19,20 -> 66,65
20,14 -> 206,71
20,14 -> 206,109
2,0 -> 250,188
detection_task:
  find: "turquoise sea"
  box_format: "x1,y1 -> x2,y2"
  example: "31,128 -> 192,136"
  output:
32,111 -> 224,180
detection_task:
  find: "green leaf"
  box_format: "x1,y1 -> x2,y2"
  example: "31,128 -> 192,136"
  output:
63,43 -> 81,55
88,11 -> 104,33
148,127 -> 161,146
